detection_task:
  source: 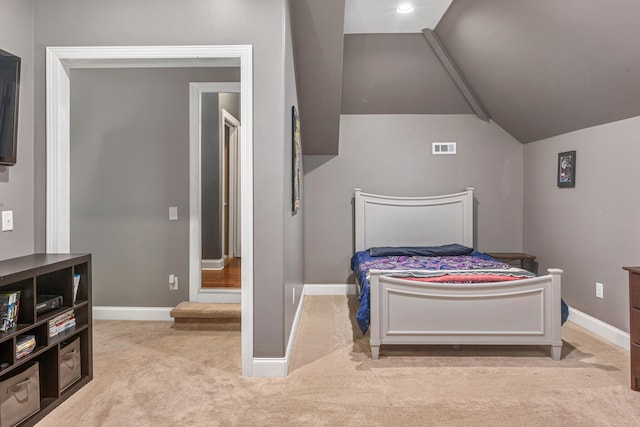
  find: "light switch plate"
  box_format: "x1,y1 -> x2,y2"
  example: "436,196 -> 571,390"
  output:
2,211 -> 13,231
169,207 -> 178,221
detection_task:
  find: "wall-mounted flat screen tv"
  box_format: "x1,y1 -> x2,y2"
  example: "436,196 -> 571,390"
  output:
0,49 -> 21,166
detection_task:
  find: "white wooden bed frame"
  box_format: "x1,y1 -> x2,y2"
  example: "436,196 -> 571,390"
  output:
354,188 -> 563,360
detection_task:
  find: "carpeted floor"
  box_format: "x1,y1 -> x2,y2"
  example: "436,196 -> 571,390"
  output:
36,295 -> 640,426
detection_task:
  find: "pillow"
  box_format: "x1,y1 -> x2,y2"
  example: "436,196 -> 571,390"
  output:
369,244 -> 474,257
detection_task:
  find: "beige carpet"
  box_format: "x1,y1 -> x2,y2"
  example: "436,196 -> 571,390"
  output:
37,296 -> 640,426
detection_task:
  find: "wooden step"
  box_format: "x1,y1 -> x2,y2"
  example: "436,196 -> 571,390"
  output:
170,302 -> 241,331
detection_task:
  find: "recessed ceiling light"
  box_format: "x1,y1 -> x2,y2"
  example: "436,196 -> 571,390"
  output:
396,3 -> 414,14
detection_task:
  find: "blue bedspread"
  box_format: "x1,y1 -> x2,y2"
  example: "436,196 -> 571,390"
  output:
351,249 -> 569,334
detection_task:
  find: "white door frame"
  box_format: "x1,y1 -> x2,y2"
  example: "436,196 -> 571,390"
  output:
221,109 -> 241,258
189,84 -> 241,303
45,45 -> 255,377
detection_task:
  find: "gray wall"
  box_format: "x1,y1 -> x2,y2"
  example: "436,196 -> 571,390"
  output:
524,116 -> 640,332
341,34 -> 472,115
70,67 -> 237,307
0,0 -> 34,260
34,0 -> 301,358
201,93 -> 221,261
219,93 -> 240,120
290,0 -> 345,155
436,0 -> 640,143
304,114 -> 524,284
201,92 -> 240,261
284,0 -> 304,344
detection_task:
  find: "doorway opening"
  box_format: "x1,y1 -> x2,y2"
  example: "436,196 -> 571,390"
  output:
221,109 -> 241,262
45,45 -> 255,377
190,85 -> 241,303
203,109 -> 242,291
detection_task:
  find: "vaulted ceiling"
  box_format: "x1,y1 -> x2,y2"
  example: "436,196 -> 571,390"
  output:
292,0 -> 640,154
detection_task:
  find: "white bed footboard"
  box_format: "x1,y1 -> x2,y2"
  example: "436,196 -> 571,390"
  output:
368,269 -> 563,360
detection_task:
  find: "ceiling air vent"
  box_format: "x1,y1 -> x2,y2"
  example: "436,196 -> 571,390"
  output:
432,142 -> 457,155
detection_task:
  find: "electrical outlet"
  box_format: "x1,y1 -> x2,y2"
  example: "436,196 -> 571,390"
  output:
169,274 -> 178,291
595,282 -> 604,299
2,211 -> 13,232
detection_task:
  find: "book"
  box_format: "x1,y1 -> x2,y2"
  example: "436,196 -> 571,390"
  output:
16,335 -> 35,360
73,274 -> 81,304
16,335 -> 35,351
49,310 -> 76,337
0,291 -> 20,332
16,347 -> 35,360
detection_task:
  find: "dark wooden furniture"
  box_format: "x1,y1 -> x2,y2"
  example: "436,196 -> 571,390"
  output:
486,252 -> 538,274
0,254 -> 92,425
623,266 -> 640,391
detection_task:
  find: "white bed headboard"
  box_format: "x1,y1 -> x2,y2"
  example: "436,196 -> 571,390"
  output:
354,188 -> 474,252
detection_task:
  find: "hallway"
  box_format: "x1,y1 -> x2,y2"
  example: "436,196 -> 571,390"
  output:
202,258 -> 241,288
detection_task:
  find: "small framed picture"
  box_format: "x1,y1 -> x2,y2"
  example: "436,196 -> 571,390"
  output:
292,106 -> 302,214
557,150 -> 576,188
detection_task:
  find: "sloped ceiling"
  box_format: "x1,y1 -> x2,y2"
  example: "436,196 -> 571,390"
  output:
341,33 -> 472,114
293,0 -> 640,154
435,0 -> 640,143
290,0 -> 346,155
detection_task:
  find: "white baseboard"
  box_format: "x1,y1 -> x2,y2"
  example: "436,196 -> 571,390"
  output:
201,258 -> 225,270
93,306 -> 173,321
94,297 -> 630,378
251,357 -> 288,378
251,287 -> 306,377
568,307 -> 630,351
251,284 -> 357,377
303,284 -> 357,296
94,285 -> 354,376
197,289 -> 241,303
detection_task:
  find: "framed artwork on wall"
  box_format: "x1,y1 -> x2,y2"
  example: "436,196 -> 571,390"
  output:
292,106 -> 302,214
557,150 -> 576,188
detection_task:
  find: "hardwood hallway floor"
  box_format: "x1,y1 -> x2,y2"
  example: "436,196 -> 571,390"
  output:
202,257 -> 241,288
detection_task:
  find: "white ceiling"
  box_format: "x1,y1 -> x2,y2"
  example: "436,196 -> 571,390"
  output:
344,0 -> 453,34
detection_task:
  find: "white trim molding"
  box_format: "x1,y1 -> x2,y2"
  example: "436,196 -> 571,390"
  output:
201,259 -> 225,271
304,284 -> 358,296
568,307 -> 630,351
93,306 -> 174,321
251,358 -> 289,378
197,289 -> 241,304
252,288 -> 306,377
251,284 -> 359,377
46,45 -> 255,377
